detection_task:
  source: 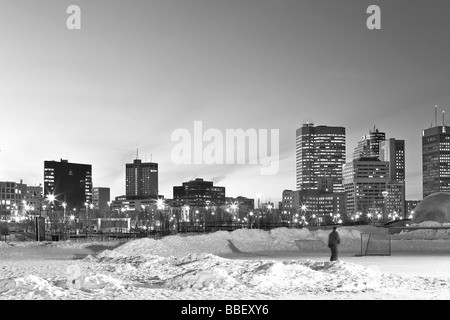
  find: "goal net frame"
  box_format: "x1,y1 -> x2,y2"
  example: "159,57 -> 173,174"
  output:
356,232 -> 391,257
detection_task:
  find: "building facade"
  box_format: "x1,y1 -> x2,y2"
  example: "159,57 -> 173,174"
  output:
406,200 -> 421,218
343,157 -> 405,220
125,158 -> 158,199
281,189 -> 345,224
353,126 -> 386,160
296,123 -> 346,193
422,125 -> 450,198
92,187 -> 111,215
225,196 -> 254,210
43,159 -> 93,211
295,123 -> 346,223
23,184 -> 43,214
111,195 -> 159,212
380,138 -> 405,182
173,178 -> 225,207
380,138 -> 406,214
0,181 -> 25,216
281,190 -> 296,211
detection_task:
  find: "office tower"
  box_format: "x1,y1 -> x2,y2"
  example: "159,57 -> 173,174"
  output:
380,138 -> 405,181
353,126 -> 386,160
380,138 -> 406,215
343,157 -> 404,219
422,123 -> 450,198
296,123 -> 346,192
44,159 -> 92,210
173,178 -> 225,207
126,158 -> 158,199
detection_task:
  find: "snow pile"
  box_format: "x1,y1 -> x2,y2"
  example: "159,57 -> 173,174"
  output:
391,221 -> 450,241
0,273 -> 130,300
89,251 -> 385,295
110,226 -> 374,257
394,229 -> 450,240
2,224 -> 450,300
0,275 -> 68,299
113,231 -> 234,257
46,240 -> 124,249
410,221 -> 444,228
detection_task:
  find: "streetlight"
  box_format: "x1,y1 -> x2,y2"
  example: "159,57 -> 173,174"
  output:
230,203 -> 238,214
46,194 -> 56,203
62,202 -> 67,238
183,205 -> 190,222
84,202 -> 89,229
300,204 -> 307,224
249,211 -> 254,229
62,202 -> 67,222
45,194 -> 56,232
382,190 -> 389,221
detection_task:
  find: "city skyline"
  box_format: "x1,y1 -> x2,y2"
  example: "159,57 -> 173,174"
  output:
1,0 -> 450,203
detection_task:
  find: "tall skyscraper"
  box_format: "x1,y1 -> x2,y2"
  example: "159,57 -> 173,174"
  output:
43,159 -> 92,211
422,124 -> 450,198
380,138 -> 405,182
353,126 -> 386,160
125,158 -> 158,199
296,123 -> 346,192
294,123 -> 346,223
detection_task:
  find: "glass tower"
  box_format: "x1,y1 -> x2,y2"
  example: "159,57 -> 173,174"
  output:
295,123 -> 346,193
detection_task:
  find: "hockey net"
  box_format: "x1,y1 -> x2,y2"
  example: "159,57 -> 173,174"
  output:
357,233 -> 391,256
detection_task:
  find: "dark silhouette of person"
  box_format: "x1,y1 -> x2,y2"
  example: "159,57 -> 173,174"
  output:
328,226 -> 341,261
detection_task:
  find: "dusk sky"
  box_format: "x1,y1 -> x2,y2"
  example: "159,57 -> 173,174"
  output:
1,0 -> 450,204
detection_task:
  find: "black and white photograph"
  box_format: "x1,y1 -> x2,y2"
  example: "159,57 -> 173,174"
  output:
1,0 -> 450,305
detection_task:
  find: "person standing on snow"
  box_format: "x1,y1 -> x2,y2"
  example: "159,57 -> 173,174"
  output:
328,226 -> 340,261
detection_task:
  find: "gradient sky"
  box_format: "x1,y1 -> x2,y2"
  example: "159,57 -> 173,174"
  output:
1,0 -> 449,204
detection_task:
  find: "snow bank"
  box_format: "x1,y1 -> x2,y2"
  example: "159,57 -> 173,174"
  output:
410,221 -> 444,228
114,231 -> 234,257
106,223 -> 450,260
107,226 -> 380,259
0,252 -> 392,299
391,220 -> 450,241
2,224 -> 450,300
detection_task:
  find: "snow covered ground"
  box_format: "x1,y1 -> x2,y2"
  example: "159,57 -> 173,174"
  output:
1,222 -> 450,301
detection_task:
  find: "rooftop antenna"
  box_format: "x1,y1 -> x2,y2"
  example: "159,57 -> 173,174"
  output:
435,105 -> 438,127
136,145 -> 139,160
443,110 -> 445,126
